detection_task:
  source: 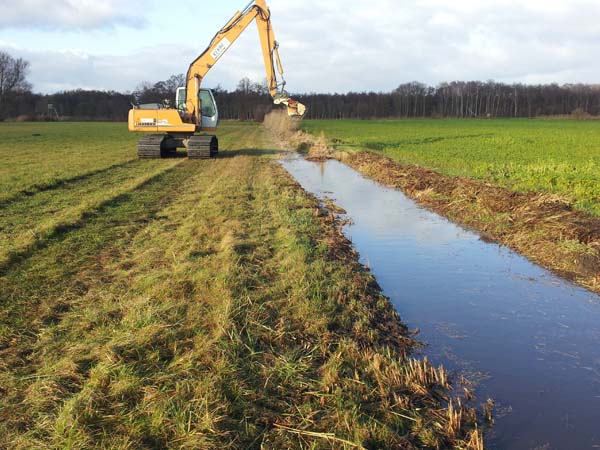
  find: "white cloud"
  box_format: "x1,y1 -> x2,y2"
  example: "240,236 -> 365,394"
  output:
0,41 -> 200,92
2,0 -> 600,93
0,0 -> 151,29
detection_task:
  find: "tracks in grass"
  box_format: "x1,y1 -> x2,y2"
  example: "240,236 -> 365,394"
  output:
0,159 -> 204,330
0,158 -> 139,209
0,155 -> 255,446
0,159 -> 184,273
0,160 -> 211,435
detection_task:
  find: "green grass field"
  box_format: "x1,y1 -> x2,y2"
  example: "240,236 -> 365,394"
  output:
302,119 -> 600,216
0,122 -> 479,449
0,122 -> 139,203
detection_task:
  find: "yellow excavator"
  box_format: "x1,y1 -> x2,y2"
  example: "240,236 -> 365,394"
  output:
128,0 -> 306,159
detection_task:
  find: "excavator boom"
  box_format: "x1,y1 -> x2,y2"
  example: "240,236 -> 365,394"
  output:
184,0 -> 305,124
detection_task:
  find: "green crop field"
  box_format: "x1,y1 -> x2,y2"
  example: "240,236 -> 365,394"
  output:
0,121 -> 478,449
302,119 -> 600,216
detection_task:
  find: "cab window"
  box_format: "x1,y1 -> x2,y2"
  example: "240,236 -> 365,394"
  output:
176,87 -> 186,112
199,90 -> 216,117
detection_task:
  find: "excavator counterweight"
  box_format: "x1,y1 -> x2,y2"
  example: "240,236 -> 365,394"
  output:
128,0 -> 306,159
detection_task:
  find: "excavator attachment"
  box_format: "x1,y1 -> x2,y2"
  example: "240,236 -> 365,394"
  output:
283,98 -> 306,119
274,93 -> 306,119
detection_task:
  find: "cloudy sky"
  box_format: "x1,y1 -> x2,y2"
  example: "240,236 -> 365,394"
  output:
0,0 -> 598,94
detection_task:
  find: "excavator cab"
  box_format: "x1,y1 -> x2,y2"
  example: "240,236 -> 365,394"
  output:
176,87 -> 219,131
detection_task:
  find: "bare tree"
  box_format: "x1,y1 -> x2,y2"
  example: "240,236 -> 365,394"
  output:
236,77 -> 254,94
133,74 -> 185,106
164,74 -> 185,92
0,51 -> 32,118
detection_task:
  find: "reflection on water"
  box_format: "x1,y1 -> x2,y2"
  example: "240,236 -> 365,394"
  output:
281,155 -> 600,450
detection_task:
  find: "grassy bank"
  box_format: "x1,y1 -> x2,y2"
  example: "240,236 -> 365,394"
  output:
302,119 -> 600,216
295,119 -> 600,294
0,122 -> 480,449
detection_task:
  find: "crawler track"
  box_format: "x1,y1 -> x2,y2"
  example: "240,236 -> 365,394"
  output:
188,135 -> 218,159
137,135 -> 166,159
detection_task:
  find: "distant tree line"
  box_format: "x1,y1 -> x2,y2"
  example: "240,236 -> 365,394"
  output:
296,81 -> 600,120
210,79 -> 600,121
1,51 -> 599,122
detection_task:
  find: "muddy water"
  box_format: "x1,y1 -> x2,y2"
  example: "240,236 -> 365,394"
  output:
280,155 -> 600,450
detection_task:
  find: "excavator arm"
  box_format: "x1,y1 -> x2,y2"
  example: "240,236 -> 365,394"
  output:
184,0 -> 305,125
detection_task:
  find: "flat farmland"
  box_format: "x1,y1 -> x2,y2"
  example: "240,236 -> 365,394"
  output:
302,119 -> 600,216
0,122 -> 479,449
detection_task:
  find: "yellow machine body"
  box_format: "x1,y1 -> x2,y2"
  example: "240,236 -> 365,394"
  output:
128,109 -> 196,134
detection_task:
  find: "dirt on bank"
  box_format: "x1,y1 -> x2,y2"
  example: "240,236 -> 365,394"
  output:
341,152 -> 600,292
264,111 -> 600,295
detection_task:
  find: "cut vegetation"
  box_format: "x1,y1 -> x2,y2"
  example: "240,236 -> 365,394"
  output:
0,122 -> 481,449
